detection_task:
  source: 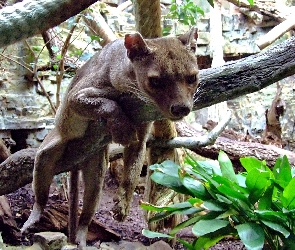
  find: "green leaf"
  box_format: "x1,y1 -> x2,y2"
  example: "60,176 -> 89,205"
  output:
281,233 -> 295,249
151,171 -> 189,194
142,229 -> 173,239
177,238 -> 194,250
90,35 -> 101,41
258,184 -> 274,210
56,54 -> 62,60
240,157 -> 264,172
217,184 -> 247,201
236,174 -> 247,188
196,6 -> 205,16
170,3 -> 177,11
255,210 -> 288,225
246,168 -> 271,202
236,223 -> 264,250
162,27 -> 171,36
213,177 -> 250,205
194,225 -> 235,250
247,0 -> 254,6
170,215 -> 203,235
216,194 -> 232,204
216,208 -> 238,219
182,176 -> 210,200
282,178 -> 295,209
202,200 -> 227,211
145,202 -> 200,224
140,201 -> 193,213
246,168 -> 271,191
261,220 -> 290,238
148,211 -> 175,223
150,160 -> 179,177
273,155 -> 292,188
194,235 -> 225,250
192,219 -> 229,236
218,151 -> 238,184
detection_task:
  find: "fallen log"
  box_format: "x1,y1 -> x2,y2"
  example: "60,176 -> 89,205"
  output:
21,203 -> 121,242
175,121 -> 295,170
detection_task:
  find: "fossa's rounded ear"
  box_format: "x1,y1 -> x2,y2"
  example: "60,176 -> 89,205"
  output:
178,27 -> 198,53
124,32 -> 152,60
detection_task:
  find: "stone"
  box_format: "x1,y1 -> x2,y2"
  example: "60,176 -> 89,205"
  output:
62,245 -> 98,250
99,240 -> 147,250
197,32 -> 210,45
61,245 -> 78,250
25,243 -> 44,250
33,232 -> 67,250
98,240 -> 173,250
147,240 -> 173,250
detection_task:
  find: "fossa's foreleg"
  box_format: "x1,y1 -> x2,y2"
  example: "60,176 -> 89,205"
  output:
112,122 -> 152,221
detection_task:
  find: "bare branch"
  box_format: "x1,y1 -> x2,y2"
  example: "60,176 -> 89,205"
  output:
256,17 -> 295,49
148,111 -> 232,149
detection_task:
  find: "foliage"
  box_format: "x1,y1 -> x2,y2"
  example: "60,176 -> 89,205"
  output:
168,0 -> 205,26
162,0 -> 205,36
141,151 -> 295,250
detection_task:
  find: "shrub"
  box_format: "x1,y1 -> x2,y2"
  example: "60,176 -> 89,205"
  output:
141,151 -> 295,250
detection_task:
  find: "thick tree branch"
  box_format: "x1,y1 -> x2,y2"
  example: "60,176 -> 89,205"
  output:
0,0 -> 98,47
195,36 -> 295,109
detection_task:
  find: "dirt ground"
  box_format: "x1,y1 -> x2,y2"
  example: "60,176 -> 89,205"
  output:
5,169 -> 246,249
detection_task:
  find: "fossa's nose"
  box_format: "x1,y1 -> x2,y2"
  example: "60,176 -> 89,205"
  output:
170,104 -> 190,117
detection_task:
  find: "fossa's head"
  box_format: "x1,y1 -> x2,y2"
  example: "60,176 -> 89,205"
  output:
124,28 -> 199,121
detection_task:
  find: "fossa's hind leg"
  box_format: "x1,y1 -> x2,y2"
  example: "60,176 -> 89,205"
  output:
21,135 -> 67,233
75,148 -> 108,247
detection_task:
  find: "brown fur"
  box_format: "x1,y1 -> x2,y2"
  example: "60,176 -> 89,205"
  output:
21,28 -> 199,247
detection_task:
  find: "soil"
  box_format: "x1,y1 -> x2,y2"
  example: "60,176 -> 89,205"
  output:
5,170 -> 246,249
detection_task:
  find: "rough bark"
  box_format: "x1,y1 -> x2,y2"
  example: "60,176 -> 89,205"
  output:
0,0 -> 98,47
226,0 -> 289,22
194,36 -> 295,110
0,148 -> 36,195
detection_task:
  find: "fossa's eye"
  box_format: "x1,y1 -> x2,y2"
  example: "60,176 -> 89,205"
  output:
149,77 -> 162,88
186,75 -> 197,85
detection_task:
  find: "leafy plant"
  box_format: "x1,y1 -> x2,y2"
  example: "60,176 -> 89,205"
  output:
141,151 -> 295,249
168,0 -> 204,26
